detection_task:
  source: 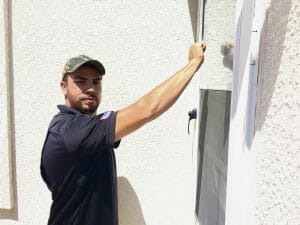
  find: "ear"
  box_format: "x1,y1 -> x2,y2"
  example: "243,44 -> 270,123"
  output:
60,80 -> 68,96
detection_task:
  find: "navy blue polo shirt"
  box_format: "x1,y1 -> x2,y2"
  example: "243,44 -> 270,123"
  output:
40,105 -> 120,225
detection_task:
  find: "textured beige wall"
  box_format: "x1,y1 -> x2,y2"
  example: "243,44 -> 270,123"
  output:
1,0 -> 299,224
0,0 -> 198,224
253,0 -> 300,224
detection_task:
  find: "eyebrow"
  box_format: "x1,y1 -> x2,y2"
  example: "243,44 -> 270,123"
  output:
73,75 -> 102,81
73,75 -> 87,80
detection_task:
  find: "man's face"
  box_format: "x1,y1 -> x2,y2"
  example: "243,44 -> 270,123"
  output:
60,65 -> 103,115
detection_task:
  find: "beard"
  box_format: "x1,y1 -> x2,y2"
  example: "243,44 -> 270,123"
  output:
79,101 -> 98,114
68,94 -> 100,115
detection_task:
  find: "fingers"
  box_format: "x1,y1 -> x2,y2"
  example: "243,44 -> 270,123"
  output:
188,41 -> 206,65
190,41 -> 206,53
201,42 -> 206,52
196,41 -> 206,52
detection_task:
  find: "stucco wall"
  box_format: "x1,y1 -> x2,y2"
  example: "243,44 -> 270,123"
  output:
0,1 -> 199,225
253,0 -> 300,224
1,0 -> 299,225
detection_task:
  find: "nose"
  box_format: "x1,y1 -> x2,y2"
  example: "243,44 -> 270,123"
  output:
86,86 -> 96,96
85,82 -> 97,95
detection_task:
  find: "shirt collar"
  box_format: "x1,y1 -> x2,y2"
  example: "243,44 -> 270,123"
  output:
57,105 -> 82,115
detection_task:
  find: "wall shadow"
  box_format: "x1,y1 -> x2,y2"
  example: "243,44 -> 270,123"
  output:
117,177 -> 146,225
0,0 -> 18,220
254,0 -> 292,133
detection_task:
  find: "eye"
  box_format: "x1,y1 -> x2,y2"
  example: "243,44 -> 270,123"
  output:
93,80 -> 101,85
75,80 -> 85,84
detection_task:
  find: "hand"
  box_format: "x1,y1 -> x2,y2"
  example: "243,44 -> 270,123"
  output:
188,41 -> 206,67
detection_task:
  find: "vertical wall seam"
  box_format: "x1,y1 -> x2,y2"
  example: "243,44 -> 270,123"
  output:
2,0 -> 18,218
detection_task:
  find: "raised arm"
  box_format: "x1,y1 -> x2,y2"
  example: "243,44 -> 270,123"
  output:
115,41 -> 206,141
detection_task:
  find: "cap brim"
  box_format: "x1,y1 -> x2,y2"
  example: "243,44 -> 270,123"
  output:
67,60 -> 105,75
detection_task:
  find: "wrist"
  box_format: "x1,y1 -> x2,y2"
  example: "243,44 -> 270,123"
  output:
188,58 -> 203,69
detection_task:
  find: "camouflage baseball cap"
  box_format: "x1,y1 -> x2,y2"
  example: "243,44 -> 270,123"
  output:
62,55 -> 105,79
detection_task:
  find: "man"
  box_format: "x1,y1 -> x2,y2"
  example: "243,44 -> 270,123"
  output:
40,41 -> 206,225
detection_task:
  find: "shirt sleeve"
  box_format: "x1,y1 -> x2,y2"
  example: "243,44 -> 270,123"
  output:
62,111 -> 119,153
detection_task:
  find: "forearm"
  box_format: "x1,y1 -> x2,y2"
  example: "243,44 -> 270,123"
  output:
136,59 -> 201,122
115,42 -> 205,141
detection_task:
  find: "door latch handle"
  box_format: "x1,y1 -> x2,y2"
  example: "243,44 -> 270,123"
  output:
188,108 -> 197,134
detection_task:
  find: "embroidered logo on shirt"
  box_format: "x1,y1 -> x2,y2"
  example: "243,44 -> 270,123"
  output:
100,111 -> 112,120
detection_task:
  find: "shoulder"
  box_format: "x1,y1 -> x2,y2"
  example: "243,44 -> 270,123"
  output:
48,113 -> 73,133
99,111 -> 113,120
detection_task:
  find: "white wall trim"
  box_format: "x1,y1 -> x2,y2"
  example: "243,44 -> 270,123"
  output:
225,0 -> 261,224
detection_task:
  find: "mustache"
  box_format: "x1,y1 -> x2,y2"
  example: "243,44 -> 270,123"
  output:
81,95 -> 98,101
